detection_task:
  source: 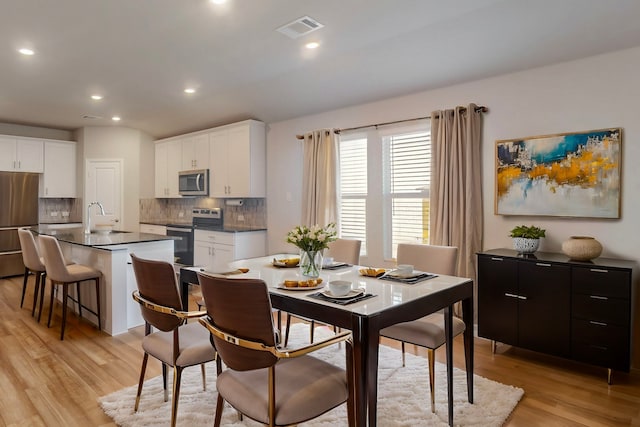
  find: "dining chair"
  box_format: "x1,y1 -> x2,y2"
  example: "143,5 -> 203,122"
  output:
284,238 -> 362,346
38,234 -> 102,340
197,272 -> 354,427
130,254 -> 216,427
379,243 -> 465,413
17,228 -> 47,319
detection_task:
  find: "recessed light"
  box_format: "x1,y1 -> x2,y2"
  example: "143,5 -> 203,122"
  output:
210,0 -> 227,4
184,88 -> 196,94
91,95 -> 103,100
112,116 -> 121,121
18,48 -> 34,56
305,41 -> 320,49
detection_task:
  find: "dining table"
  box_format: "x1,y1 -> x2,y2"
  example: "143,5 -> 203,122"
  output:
179,255 -> 474,426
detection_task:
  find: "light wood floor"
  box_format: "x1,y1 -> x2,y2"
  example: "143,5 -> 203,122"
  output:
1,274 -> 639,426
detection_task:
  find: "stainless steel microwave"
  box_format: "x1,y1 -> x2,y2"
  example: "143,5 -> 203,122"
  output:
178,169 -> 209,196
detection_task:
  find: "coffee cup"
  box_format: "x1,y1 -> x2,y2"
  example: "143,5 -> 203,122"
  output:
328,280 -> 352,297
396,264 -> 414,275
323,256 -> 334,266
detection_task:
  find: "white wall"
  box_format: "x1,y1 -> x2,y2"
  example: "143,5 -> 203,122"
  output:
266,46 -> 640,269
76,126 -> 154,230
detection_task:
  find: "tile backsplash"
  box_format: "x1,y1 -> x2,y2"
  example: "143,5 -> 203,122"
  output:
139,197 -> 266,228
39,198 -> 82,223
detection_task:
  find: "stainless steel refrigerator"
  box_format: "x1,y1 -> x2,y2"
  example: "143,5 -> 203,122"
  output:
0,172 -> 39,277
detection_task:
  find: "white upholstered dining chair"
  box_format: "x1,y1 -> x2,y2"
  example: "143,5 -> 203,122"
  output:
379,243 -> 466,413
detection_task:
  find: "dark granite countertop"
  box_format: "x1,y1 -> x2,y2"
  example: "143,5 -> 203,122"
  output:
33,226 -> 175,250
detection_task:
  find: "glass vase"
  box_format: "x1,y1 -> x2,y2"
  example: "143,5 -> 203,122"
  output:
300,250 -> 323,278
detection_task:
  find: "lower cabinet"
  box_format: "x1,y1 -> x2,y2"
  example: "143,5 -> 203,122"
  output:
478,249 -> 635,379
194,229 -> 266,271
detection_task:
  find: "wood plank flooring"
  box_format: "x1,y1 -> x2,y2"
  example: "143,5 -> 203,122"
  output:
0,274 -> 639,426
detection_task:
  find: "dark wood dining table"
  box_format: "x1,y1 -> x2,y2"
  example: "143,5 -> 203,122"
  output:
180,255 -> 474,426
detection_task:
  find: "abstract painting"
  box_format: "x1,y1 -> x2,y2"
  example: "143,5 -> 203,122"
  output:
495,128 -> 621,218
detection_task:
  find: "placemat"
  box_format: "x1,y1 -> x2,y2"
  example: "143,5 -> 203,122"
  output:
379,272 -> 438,284
309,292 -> 376,305
322,262 -> 352,270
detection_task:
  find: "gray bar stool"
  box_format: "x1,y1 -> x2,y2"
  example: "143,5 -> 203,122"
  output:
17,228 -> 46,319
38,235 -> 102,340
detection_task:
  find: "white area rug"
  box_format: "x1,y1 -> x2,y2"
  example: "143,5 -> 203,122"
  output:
99,324 -> 523,426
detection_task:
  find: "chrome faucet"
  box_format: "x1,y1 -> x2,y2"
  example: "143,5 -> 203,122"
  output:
85,201 -> 106,234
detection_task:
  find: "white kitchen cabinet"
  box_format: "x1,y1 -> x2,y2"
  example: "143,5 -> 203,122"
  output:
194,229 -> 266,271
155,139 -> 182,197
209,120 -> 265,198
181,133 -> 210,170
40,140 -> 76,198
0,136 -> 44,172
139,223 -> 167,235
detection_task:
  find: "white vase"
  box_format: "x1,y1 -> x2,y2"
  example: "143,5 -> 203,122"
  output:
512,237 -> 539,254
561,236 -> 602,261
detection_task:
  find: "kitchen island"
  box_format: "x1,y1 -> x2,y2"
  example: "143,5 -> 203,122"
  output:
33,227 -> 175,336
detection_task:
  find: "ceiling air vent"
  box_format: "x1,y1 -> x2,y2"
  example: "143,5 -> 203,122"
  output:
82,114 -> 103,120
276,15 -> 324,39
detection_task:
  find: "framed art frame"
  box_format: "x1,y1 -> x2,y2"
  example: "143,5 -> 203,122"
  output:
495,128 -> 622,218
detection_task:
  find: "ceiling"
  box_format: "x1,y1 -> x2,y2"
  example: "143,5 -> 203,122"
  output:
3,0 -> 640,139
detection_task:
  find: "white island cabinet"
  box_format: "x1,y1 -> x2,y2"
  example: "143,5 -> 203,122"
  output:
34,228 -> 174,335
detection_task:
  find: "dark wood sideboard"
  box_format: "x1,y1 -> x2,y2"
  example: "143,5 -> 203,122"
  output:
477,248 -> 637,383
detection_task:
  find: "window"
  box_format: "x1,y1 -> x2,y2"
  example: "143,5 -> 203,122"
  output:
338,121 -> 430,264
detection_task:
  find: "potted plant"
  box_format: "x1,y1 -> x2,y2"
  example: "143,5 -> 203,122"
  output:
509,225 -> 546,254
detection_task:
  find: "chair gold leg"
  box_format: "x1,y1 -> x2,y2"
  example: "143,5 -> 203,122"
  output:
428,348 -> 436,413
134,353 -> 149,412
171,366 -> 183,427
401,341 -> 406,367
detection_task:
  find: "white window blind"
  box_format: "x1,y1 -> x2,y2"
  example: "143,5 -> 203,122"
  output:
339,137 -> 367,255
386,131 -> 431,258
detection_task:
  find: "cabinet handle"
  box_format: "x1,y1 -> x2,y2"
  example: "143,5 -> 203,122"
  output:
589,344 -> 608,351
589,320 -> 608,326
590,268 -> 609,273
517,295 -> 528,300
536,263 -> 551,267
13,160 -> 16,169
18,160 -> 21,169
490,257 -> 504,261
504,293 -> 519,298
589,295 -> 608,300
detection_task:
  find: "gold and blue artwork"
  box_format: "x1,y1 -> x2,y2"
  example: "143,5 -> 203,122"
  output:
495,128 -> 621,218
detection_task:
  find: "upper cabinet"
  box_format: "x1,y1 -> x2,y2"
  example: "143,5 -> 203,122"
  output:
181,133 -> 210,171
41,140 -> 76,198
209,120 -> 265,198
155,139 -> 182,198
154,119 -> 265,199
0,136 -> 44,172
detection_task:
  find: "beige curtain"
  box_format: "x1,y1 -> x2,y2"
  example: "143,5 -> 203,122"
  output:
301,129 -> 339,227
430,104 -> 483,281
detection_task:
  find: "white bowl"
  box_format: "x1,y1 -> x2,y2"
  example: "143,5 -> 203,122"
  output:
396,264 -> 414,275
328,280 -> 352,297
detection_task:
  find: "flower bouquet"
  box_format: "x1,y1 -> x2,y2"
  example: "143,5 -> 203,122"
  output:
286,223 -> 337,277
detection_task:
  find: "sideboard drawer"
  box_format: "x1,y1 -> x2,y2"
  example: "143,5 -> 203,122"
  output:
572,294 -> 629,325
572,318 -> 627,347
572,267 -> 630,298
572,341 -> 628,371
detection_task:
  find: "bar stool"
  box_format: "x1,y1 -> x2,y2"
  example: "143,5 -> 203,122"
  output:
17,228 -> 46,319
38,235 -> 102,340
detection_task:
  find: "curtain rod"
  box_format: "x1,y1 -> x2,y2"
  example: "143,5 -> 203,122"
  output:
295,105 -> 488,139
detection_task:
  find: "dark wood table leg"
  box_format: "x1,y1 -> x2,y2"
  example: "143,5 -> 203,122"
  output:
351,314 -> 367,426
462,294 -> 474,403
445,304 -> 454,426
366,316 -> 380,427
179,268 -> 195,310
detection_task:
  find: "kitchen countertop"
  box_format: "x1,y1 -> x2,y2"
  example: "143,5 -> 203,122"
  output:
140,221 -> 267,233
33,226 -> 175,250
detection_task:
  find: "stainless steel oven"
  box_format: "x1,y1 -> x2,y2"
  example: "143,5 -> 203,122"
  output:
166,224 -> 194,266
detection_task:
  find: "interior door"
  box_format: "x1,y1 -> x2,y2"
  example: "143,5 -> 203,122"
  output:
86,159 -> 123,231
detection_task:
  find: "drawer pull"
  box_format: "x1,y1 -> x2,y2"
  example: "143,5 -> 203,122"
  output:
589,268 -> 609,273
589,344 -> 608,351
536,263 -> 552,267
504,293 -> 519,299
589,321 -> 607,326
490,257 -> 504,261
517,295 -> 528,300
589,295 -> 608,300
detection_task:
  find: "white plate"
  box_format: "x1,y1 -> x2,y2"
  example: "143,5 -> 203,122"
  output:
277,283 -> 324,291
272,259 -> 300,268
321,288 -> 365,299
386,269 -> 424,279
